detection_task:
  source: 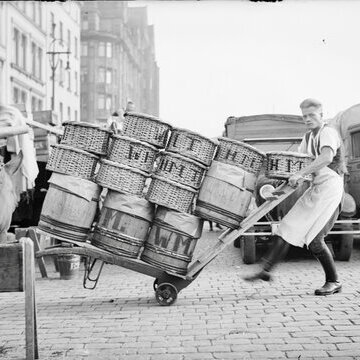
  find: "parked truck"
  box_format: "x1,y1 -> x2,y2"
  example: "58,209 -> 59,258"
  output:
223,108 -> 360,264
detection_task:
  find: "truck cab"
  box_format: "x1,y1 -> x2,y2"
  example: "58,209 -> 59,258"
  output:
224,111 -> 359,264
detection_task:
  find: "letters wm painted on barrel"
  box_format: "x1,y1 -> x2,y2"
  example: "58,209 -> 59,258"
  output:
149,224 -> 196,257
127,144 -> 150,163
100,207 -> 149,237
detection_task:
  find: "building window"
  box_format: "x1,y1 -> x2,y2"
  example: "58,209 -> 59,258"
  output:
31,96 -> 36,112
106,95 -> 112,110
98,95 -> 105,110
20,34 -> 27,70
30,2 -> 35,22
75,71 -> 78,94
75,110 -> 78,122
21,91 -> 27,105
106,69 -> 112,84
82,18 -> 89,30
13,28 -> 20,66
59,102 -> 63,123
59,59 -> 64,85
67,29 -> 71,52
74,36 -> 78,58
81,43 -> 88,56
50,12 -> 55,38
37,47 -> 42,80
59,21 -> 63,45
36,2 -> 42,27
98,67 -> 105,83
31,42 -> 36,76
98,42 -> 105,57
13,87 -> 19,104
80,66 -> 88,83
38,99 -> 43,111
67,69 -> 71,91
67,106 -> 71,122
106,42 -> 112,58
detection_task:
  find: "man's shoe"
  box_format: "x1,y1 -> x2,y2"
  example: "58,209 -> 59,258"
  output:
243,270 -> 272,282
314,281 -> 342,296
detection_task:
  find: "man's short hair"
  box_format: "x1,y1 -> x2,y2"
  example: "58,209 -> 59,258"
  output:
299,98 -> 322,111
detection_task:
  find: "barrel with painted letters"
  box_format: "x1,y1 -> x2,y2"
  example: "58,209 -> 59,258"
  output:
140,207 -> 203,275
91,191 -> 155,258
194,160 -> 257,229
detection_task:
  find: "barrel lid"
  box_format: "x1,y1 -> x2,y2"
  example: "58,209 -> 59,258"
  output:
171,127 -> 219,146
151,175 -> 198,193
217,137 -> 266,157
51,144 -> 99,158
124,111 -> 172,129
111,134 -> 158,151
63,121 -> 112,133
159,151 -> 208,169
100,158 -> 150,177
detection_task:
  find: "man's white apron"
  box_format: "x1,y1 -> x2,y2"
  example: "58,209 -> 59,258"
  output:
275,166 -> 344,248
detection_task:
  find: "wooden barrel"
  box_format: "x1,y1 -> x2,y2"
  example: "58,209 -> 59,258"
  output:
92,191 -> 155,258
141,207 -> 203,275
38,173 -> 101,242
194,161 -> 257,229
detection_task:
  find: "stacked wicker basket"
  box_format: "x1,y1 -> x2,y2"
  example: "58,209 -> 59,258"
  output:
195,137 -> 266,229
141,127 -> 218,274
90,112 -> 172,258
39,122 -> 110,241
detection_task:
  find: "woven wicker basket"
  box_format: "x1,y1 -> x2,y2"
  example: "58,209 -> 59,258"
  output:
96,159 -> 149,195
215,137 -> 265,175
123,112 -> 172,148
166,128 -> 218,166
46,144 -> 99,180
265,151 -> 313,180
61,121 -> 111,156
107,135 -> 158,172
146,175 -> 197,213
154,151 -> 207,189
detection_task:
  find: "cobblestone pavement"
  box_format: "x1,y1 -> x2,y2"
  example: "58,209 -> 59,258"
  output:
1,227 -> 360,360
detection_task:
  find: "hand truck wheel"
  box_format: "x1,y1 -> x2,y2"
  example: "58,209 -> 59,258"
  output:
155,283 -> 178,306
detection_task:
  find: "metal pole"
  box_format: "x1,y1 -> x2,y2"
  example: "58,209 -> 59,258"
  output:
51,53 -> 55,111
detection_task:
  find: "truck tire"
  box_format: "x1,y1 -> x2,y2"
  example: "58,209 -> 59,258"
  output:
240,235 -> 256,264
331,224 -> 354,261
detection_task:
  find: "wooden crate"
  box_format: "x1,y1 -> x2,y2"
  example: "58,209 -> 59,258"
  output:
0,243 -> 23,292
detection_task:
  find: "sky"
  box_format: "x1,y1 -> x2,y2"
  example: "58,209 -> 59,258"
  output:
131,0 -> 360,138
